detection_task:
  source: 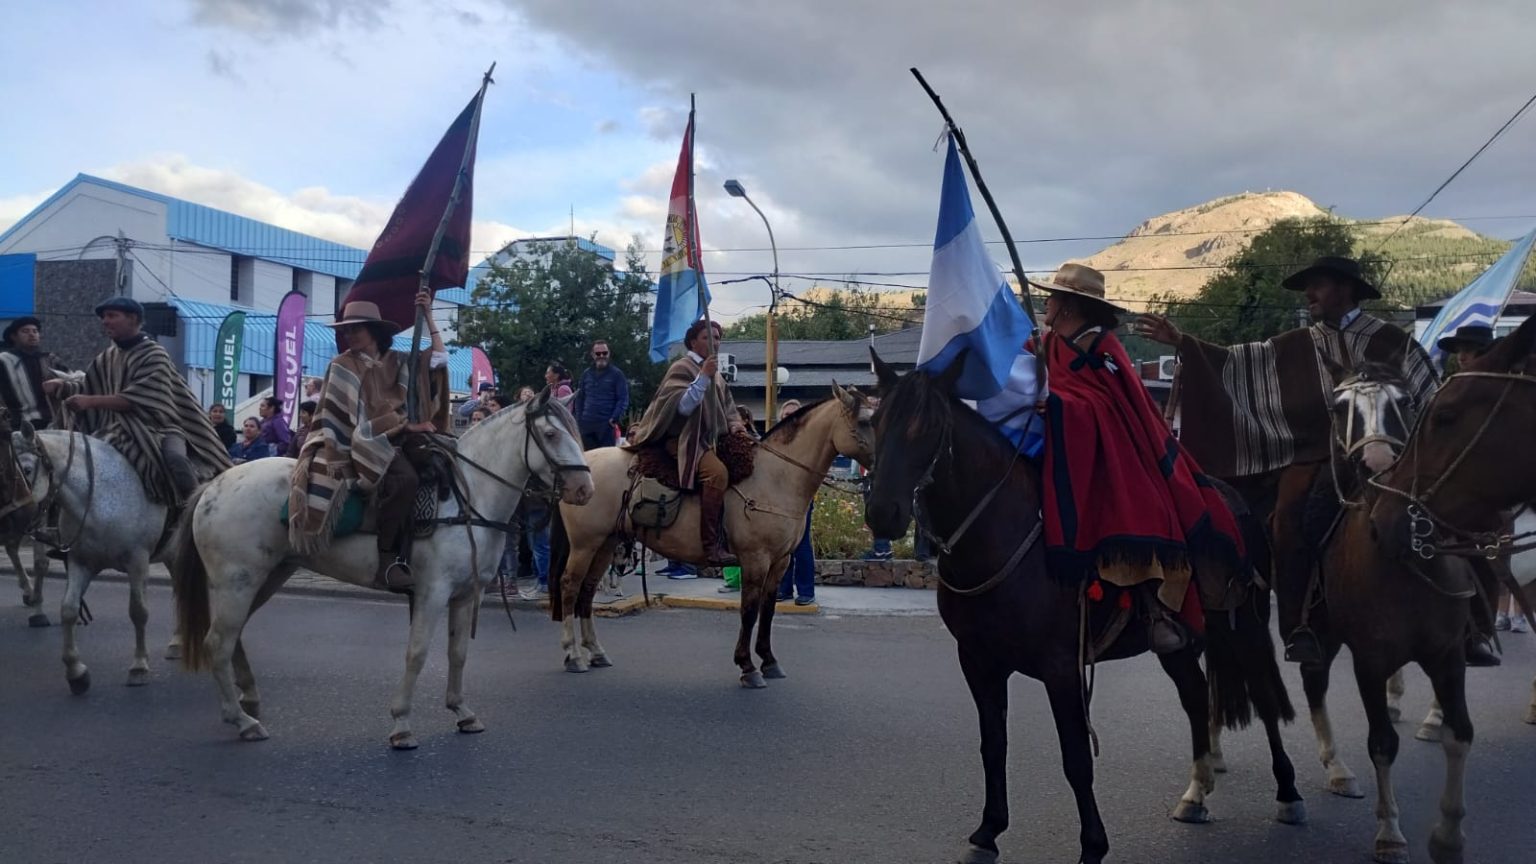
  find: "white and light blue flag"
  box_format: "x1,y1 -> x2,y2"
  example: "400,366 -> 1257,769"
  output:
917,134 -> 1042,453
1419,226 -> 1536,363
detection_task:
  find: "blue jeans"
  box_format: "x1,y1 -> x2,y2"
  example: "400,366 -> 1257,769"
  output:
778,504 -> 815,600
525,501 -> 551,585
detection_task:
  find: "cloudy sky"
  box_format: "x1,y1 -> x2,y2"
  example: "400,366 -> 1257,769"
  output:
3,0 -> 1535,318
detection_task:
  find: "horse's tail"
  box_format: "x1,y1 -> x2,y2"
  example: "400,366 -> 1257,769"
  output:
1205,520 -> 1296,732
173,483 -> 213,672
548,502 -> 569,622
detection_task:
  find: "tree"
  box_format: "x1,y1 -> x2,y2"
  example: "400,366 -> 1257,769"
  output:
1154,217 -> 1380,345
724,286 -> 918,340
455,238 -> 662,420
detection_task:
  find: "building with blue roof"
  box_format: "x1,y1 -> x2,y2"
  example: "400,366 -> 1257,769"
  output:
0,173 -> 474,403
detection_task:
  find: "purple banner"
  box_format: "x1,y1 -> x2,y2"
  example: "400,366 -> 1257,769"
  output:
274,290 -> 307,429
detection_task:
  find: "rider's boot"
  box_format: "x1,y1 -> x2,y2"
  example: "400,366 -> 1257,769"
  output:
699,485 -> 738,568
1143,586 -> 1190,655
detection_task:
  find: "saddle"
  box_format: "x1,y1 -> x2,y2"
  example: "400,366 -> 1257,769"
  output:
626,434 -> 757,532
279,439 -> 459,541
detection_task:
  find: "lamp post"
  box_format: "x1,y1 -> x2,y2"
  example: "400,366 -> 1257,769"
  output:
724,178 -> 780,424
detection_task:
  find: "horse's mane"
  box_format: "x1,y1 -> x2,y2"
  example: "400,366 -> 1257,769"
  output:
882,371 -> 1017,470
763,397 -> 832,444
1344,360 -> 1409,389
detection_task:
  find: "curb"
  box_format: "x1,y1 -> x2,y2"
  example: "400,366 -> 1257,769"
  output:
657,594 -> 820,614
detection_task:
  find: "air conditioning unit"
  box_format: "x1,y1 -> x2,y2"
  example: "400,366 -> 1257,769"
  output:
1158,355 -> 1178,381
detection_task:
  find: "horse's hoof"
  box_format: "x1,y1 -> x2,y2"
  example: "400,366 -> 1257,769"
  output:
1428,830 -> 1465,864
27,612 -> 49,628
1525,706 -> 1536,725
163,644 -> 182,661
389,732 -> 419,750
1387,705 -> 1402,723
457,717 -> 486,734
740,671 -> 767,689
1373,839 -> 1410,864
1415,723 -> 1444,743
956,843 -> 999,864
589,655 -> 613,668
239,701 -> 261,720
126,668 -> 149,687
239,722 -> 269,742
564,657 -> 588,673
67,670 -> 90,695
761,663 -> 787,680
1209,753 -> 1228,774
1327,776 -> 1364,798
1276,800 -> 1308,825
1171,800 -> 1211,824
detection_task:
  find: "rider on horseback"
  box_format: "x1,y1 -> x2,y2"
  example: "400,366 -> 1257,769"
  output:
1136,256 -> 1446,665
625,319 -> 746,566
288,291 -> 449,591
43,297 -> 230,508
1034,264 -> 1248,654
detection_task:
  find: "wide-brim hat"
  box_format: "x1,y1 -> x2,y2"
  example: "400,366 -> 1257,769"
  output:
1028,263 -> 1126,313
1436,324 -> 1495,354
2,316 -> 41,344
1281,256 -> 1381,300
327,301 -> 402,336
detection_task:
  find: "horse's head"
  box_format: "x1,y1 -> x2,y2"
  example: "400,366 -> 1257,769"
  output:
1327,358 -> 1412,476
864,348 -> 964,540
1370,316 -> 1536,557
523,389 -> 594,506
9,422 -> 45,498
828,382 -> 877,469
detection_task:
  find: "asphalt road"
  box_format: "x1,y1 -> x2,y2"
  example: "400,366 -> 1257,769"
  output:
3,582 -> 1534,864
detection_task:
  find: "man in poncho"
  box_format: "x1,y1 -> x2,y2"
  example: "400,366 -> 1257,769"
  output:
0,316 -> 59,429
289,293 -> 448,590
626,318 -> 745,566
44,297 -> 230,508
1136,256 -> 1442,663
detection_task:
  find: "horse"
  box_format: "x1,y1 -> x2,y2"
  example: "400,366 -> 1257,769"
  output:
548,385 -> 875,686
172,391 -> 593,749
863,354 -> 1301,864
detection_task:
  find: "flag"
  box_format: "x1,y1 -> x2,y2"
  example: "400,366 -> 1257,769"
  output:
273,290 -> 307,428
339,88 -> 485,347
213,311 -> 245,410
1419,227 -> 1536,363
469,346 -> 495,393
648,108 -> 710,362
918,135 -> 1042,452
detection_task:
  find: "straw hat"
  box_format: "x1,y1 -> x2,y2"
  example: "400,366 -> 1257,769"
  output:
1028,263 -> 1125,313
327,301 -> 401,335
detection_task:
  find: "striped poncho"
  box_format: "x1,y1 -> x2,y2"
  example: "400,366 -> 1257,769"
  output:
288,348 -> 446,555
55,335 -> 232,505
1177,313 -> 1438,478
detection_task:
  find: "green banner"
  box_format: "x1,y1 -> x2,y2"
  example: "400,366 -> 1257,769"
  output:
214,311 -> 245,410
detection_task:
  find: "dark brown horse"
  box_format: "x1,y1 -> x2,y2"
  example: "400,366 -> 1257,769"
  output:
864,354 -> 1301,864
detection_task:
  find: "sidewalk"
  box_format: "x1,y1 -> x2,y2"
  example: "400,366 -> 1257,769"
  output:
14,553 -> 939,619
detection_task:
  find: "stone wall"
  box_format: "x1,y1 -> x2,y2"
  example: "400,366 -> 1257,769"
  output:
34,260 -> 116,371
815,559 -> 937,589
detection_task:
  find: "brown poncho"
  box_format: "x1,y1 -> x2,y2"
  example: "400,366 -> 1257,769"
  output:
1177,313 -> 1437,478
288,348 -> 447,555
625,352 -> 736,488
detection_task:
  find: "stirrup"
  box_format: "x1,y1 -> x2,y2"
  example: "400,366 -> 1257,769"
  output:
375,557 -> 413,594
1284,628 -> 1324,664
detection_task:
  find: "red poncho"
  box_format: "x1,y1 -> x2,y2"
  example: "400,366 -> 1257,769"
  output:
1041,327 -> 1244,621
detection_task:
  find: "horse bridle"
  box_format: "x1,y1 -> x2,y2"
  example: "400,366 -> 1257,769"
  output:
1328,374 -> 1410,508
1368,370 -> 1536,559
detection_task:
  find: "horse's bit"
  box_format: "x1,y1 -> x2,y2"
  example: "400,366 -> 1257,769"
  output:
1369,371 -> 1536,559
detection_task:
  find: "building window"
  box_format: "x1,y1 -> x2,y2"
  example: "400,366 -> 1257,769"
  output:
230,257 -> 240,302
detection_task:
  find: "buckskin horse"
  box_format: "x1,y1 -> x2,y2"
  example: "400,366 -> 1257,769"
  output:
173,392 -> 593,749
548,385 -> 875,685
863,354 -> 1300,864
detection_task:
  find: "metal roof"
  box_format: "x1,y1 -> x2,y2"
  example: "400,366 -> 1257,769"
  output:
722,326 -> 924,367
171,297 -> 475,392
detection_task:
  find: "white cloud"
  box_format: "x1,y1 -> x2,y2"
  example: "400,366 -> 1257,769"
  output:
0,190 -> 52,237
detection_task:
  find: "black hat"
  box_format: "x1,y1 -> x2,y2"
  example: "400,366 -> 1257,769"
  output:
1436,324 -> 1495,355
94,296 -> 144,318
1281,256 -> 1381,301
477,381 -> 497,393
2,316 -> 41,345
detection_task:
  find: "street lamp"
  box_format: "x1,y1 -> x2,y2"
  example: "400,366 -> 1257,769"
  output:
724,178 -> 781,423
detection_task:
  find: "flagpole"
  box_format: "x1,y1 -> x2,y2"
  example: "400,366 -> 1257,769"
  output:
407,63 -> 495,422
689,94 -> 715,356
910,68 -> 1039,329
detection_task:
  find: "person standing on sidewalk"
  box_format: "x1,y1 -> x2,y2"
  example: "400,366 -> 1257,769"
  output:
572,340 -> 630,450
774,399 -> 816,605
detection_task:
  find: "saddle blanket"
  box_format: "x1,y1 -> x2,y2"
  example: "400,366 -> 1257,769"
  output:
631,432 -> 758,491
279,485 -> 440,540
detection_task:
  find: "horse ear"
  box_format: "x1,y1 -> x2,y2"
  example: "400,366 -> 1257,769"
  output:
1482,316 -> 1536,373
18,419 -> 35,442
870,349 -> 900,395
932,349 -> 969,394
831,381 -> 857,412
535,386 -> 552,407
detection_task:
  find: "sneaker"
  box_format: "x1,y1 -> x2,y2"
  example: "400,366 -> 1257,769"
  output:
534,582 -> 549,596
1496,612 -> 1511,631
717,584 -> 739,594
1465,636 -> 1501,667
860,547 -> 893,561
1512,614 -> 1530,634
775,593 -> 793,602
666,571 -> 698,581
793,596 -> 816,606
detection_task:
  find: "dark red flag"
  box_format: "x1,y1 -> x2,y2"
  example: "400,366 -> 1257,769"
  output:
338,91 -> 482,346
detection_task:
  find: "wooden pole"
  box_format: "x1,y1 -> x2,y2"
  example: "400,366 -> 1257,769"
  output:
910,67 -> 1039,329
407,63 -> 495,422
